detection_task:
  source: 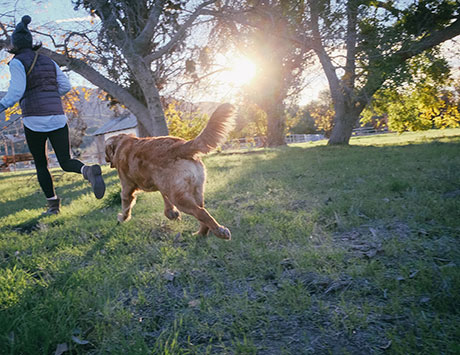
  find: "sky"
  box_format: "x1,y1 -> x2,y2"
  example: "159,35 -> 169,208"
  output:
8,0 -> 86,23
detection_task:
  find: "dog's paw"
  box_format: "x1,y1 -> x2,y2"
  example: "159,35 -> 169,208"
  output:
117,213 -> 131,223
165,207 -> 181,220
212,226 -> 231,240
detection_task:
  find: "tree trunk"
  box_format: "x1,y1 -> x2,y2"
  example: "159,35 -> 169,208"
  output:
328,101 -> 363,145
135,103 -> 168,138
145,86 -> 169,137
265,101 -> 286,147
136,112 -> 154,137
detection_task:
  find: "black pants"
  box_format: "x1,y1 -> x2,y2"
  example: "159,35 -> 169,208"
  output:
24,124 -> 84,198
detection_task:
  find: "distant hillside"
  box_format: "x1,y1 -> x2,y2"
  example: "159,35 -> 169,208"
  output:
67,87 -> 129,134
162,98 -> 220,117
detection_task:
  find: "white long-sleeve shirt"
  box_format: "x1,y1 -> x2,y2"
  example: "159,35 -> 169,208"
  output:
0,57 -> 70,132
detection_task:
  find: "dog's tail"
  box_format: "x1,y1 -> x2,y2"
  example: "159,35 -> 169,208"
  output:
173,103 -> 235,158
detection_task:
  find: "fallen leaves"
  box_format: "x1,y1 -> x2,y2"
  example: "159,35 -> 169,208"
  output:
379,340 -> 392,350
188,299 -> 201,308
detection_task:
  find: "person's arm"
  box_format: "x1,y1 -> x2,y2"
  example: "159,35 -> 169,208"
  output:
54,62 -> 71,96
0,59 -> 26,113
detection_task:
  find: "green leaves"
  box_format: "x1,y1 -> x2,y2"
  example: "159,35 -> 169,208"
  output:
362,51 -> 460,133
165,101 -> 208,140
400,0 -> 459,35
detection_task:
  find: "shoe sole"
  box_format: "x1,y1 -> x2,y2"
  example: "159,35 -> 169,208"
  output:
91,165 -> 106,199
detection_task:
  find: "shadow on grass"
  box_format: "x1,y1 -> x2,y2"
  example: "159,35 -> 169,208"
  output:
0,169 -> 119,223
1,139 -> 459,353
0,218 -> 126,353
0,169 -> 37,181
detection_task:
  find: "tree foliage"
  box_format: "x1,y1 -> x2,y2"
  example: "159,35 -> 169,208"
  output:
363,83 -> 460,133
231,102 -> 268,142
164,101 -> 208,140
362,50 -> 460,132
286,108 -> 317,135
304,91 -> 335,137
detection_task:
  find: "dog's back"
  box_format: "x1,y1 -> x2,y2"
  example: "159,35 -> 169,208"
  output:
106,103 -> 235,168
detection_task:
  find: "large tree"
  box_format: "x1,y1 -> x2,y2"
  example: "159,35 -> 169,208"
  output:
305,0 -> 460,144
209,0 -> 313,147
0,0 -> 218,137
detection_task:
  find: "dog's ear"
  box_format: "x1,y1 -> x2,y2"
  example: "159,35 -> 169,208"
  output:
105,138 -> 116,168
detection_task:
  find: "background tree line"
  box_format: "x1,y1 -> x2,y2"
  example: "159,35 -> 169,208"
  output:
1,0 -> 459,147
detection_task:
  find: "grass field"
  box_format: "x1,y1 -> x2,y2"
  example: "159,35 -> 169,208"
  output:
0,129 -> 459,354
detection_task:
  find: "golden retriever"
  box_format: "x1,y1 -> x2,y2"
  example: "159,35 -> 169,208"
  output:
105,103 -> 235,240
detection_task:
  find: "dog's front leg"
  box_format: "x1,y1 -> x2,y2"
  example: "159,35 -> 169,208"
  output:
118,186 -> 136,222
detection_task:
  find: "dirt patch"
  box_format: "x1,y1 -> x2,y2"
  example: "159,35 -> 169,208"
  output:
333,219 -> 412,258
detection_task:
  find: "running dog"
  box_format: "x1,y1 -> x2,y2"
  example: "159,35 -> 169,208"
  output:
105,103 -> 235,240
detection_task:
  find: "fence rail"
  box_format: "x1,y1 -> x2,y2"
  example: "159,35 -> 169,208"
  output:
352,127 -> 389,136
285,134 -> 325,143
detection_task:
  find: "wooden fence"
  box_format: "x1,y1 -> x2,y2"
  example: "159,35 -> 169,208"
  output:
0,153 -> 34,171
352,127 -> 389,136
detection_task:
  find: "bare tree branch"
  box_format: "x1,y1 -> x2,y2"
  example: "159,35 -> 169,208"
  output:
145,0 -> 217,63
174,67 -> 227,91
0,22 -> 9,38
133,1 -> 164,51
39,47 -> 148,119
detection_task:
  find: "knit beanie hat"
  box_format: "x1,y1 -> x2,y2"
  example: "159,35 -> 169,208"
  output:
12,15 -> 33,50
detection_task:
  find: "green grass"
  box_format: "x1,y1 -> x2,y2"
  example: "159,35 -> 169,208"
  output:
1,128 -> 459,354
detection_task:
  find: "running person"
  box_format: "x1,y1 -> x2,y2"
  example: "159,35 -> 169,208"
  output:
0,15 -> 105,214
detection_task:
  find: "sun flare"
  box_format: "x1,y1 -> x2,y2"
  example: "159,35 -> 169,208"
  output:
221,56 -> 257,87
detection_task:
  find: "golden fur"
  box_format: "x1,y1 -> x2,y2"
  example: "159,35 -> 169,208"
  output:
105,103 -> 235,240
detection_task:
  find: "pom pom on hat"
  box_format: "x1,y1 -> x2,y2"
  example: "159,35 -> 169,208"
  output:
12,15 -> 33,50
21,15 -> 32,25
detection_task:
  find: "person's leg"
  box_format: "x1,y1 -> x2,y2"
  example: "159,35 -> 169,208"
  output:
49,124 -> 105,199
24,126 -> 56,198
48,125 -> 84,173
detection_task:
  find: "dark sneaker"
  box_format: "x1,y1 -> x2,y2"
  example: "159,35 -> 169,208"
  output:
43,198 -> 60,215
82,164 -> 106,199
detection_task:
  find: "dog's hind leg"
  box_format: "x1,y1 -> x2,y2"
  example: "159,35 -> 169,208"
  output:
194,222 -> 209,236
190,187 -> 210,236
172,192 -> 231,240
161,193 -> 181,220
118,185 -> 137,223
